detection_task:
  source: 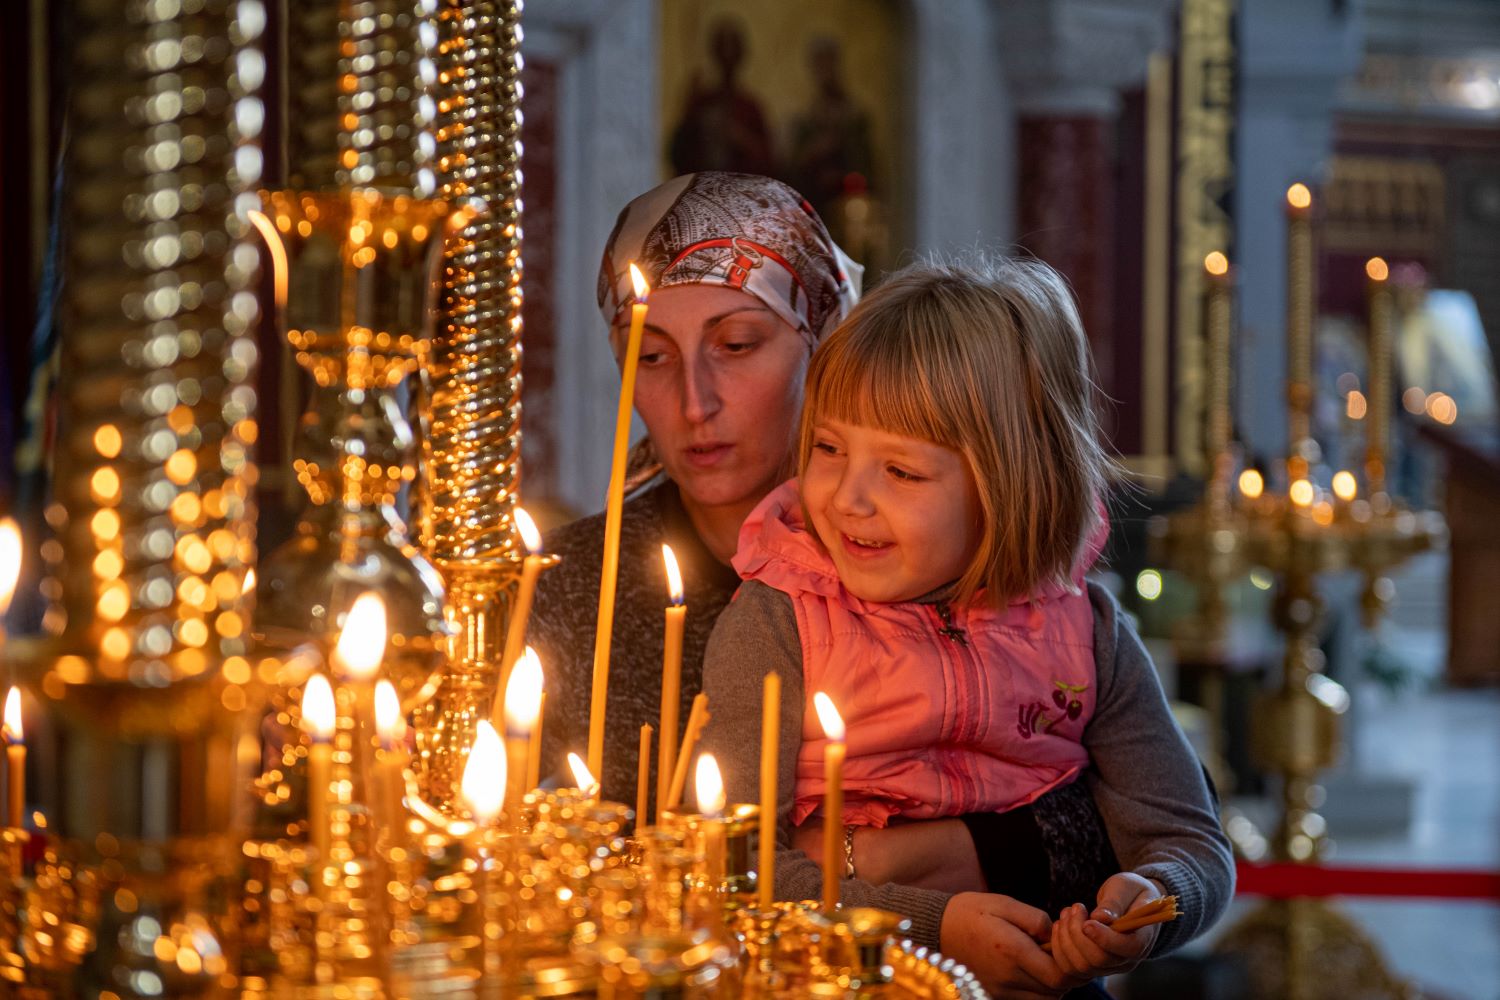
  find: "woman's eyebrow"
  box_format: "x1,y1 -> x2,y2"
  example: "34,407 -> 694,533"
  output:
704,305 -> 773,328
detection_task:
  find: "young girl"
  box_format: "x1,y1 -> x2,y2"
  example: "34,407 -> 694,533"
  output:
702,256 -> 1233,995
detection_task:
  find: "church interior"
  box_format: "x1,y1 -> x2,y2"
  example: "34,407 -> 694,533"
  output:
0,0 -> 1496,997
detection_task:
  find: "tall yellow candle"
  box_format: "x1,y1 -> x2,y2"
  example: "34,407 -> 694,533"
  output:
589,263 -> 651,778
758,672 -> 781,910
1364,256 -> 1393,496
636,724 -> 653,829
666,693 -> 710,812
1285,182 -> 1315,479
3,689 -> 24,831
813,692 -> 846,914
527,691 -> 545,791
498,508 -> 548,700
301,674 -> 337,865
656,544 -> 686,823
502,647 -> 544,820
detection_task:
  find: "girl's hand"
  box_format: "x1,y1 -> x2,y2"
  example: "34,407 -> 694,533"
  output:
1048,873 -> 1164,981
940,892 -> 1090,998
792,818 -> 985,892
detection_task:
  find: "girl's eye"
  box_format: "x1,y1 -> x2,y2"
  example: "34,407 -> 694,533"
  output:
812,440 -> 841,456
888,465 -> 926,482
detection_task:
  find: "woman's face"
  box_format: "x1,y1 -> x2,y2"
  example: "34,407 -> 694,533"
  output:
620,285 -> 810,515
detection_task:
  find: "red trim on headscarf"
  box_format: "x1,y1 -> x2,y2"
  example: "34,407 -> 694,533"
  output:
666,238 -> 812,313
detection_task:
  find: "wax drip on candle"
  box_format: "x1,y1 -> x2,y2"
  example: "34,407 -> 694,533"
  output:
335,593 -> 387,681
462,721 -> 506,825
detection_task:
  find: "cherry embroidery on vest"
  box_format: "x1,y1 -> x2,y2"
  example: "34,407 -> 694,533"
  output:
1017,680 -> 1089,738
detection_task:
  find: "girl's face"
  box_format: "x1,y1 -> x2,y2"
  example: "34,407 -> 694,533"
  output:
623,285 -> 810,516
802,418 -> 983,603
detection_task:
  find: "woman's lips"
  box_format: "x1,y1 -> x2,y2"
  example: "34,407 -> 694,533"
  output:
683,443 -> 733,468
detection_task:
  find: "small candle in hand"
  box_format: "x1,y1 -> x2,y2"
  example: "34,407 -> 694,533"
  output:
3,689 -> 24,831
812,692 -> 846,914
657,544 -> 686,823
758,672 -> 781,910
301,674 -> 337,866
588,263 -> 651,778
501,647 -> 544,818
499,508 -> 547,698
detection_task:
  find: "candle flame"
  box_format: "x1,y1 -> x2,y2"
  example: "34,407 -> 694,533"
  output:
246,210 -> 288,307
1238,469 -> 1265,501
662,544 -> 684,606
0,518 -> 20,616
1331,471 -> 1358,502
1203,251 -> 1229,277
335,593 -> 387,680
1286,183 -> 1312,210
567,752 -> 598,795
300,674 -> 336,742
3,689 -> 21,743
1289,479 -> 1316,508
629,262 -> 650,301
504,646 -> 545,733
514,507 -> 542,555
1365,257 -> 1389,282
241,568 -> 257,596
695,753 -> 725,818
461,721 -> 506,824
813,692 -> 846,742
374,680 -> 405,745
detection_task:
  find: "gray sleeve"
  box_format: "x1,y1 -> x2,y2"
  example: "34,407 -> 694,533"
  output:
701,580 -> 954,948
1082,582 -> 1236,956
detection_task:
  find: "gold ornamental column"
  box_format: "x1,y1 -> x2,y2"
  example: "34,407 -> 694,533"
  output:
20,0 -> 265,992
416,0 -> 528,811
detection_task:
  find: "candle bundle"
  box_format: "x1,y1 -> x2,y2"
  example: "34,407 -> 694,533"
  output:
1043,895 -> 1180,952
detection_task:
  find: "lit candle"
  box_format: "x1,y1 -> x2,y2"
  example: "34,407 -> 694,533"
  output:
813,692 -> 846,914
501,647 -> 544,819
498,508 -> 547,699
1365,257 -> 1393,496
334,593 -> 386,816
3,689 -> 24,831
695,753 -> 727,894
666,693 -> 710,812
374,679 -> 408,839
1285,182 -> 1315,479
758,672 -> 780,910
527,691 -> 545,792
1332,470 -> 1358,506
460,720 -> 506,973
567,752 -> 599,801
301,674 -> 336,865
656,544 -> 686,823
636,724 -> 653,830
0,517 -> 20,663
1204,251 -> 1233,511
588,263 -> 651,778
1238,468 -> 1265,502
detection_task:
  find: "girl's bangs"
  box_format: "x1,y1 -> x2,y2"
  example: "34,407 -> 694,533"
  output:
805,320 -> 958,448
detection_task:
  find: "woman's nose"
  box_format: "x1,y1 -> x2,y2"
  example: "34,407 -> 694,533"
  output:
680,359 -> 722,424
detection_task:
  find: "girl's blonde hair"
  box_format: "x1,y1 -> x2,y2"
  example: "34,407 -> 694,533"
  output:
797,255 -> 1113,606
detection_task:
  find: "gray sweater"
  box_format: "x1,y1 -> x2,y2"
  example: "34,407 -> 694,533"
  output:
700,578 -> 1235,954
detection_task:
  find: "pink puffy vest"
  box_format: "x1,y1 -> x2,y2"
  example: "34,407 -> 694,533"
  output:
733,481 -> 1103,828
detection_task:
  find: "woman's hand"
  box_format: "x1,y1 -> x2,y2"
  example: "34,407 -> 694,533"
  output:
792,818 -> 985,893
939,892 -> 1090,999
1047,872 -> 1164,982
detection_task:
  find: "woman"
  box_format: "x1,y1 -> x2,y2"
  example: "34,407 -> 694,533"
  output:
527,173 -> 1198,996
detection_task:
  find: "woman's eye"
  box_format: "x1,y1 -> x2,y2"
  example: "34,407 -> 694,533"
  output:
638,350 -> 669,366
720,339 -> 758,355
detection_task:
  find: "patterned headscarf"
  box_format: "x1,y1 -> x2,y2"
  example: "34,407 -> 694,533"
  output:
597,172 -> 862,346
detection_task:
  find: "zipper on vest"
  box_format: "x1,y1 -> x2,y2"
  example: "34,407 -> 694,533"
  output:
934,601 -> 968,645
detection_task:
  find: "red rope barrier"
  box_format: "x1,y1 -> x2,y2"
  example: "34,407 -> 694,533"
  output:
1236,861 -> 1500,901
